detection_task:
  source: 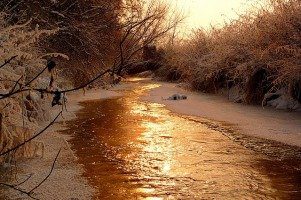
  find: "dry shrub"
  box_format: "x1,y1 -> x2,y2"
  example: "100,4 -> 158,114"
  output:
0,12 -> 64,164
1,0 -> 122,86
160,0 -> 301,104
156,40 -> 194,82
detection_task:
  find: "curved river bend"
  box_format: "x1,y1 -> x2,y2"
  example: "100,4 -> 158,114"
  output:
63,79 -> 301,199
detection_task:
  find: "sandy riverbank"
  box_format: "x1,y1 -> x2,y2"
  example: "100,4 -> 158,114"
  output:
142,81 -> 301,147
5,88 -> 120,200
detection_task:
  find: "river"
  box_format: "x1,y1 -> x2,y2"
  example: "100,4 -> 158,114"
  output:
63,79 -> 301,199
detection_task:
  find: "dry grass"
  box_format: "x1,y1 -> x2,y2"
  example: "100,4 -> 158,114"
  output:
158,0 -> 301,104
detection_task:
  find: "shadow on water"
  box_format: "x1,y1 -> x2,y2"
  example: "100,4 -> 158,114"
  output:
63,80 -> 301,199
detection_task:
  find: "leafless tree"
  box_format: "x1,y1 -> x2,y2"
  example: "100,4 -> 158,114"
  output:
0,0 -> 182,198
113,0 -> 183,76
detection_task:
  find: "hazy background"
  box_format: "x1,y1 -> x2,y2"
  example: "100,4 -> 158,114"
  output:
164,0 -> 267,35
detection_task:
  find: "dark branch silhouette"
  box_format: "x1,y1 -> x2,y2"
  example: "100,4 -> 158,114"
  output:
0,69 -> 112,100
29,148 -> 62,193
0,55 -> 17,69
0,148 -> 62,200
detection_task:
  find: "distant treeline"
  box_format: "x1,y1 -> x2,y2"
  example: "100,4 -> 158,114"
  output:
157,0 -> 301,107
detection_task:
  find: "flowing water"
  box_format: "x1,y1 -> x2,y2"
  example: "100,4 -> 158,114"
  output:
64,79 -> 301,199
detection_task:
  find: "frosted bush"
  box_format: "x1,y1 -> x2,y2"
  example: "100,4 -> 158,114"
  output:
0,12 -> 63,164
159,0 -> 301,104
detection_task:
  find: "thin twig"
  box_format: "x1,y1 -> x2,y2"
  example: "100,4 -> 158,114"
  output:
0,149 -> 62,200
1,102 -> 11,110
29,148 -> 61,193
0,69 -> 112,99
25,65 -> 48,87
0,111 -> 62,157
9,76 -> 23,94
14,174 -> 34,187
0,182 -> 38,200
62,69 -> 111,93
0,55 -> 18,69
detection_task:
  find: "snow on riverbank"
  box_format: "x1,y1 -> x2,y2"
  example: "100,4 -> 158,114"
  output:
142,81 -> 301,147
5,79 -> 300,199
4,88 -> 120,200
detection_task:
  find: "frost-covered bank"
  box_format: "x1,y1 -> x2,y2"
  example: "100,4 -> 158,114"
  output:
156,0 -> 301,111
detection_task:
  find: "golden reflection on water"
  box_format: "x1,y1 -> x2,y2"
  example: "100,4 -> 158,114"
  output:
64,80 -> 301,200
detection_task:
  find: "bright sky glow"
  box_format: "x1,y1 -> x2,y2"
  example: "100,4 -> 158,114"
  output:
164,0 -> 266,35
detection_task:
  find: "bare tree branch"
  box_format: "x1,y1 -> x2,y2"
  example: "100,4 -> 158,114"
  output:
0,182 -> 38,200
0,148 -> 62,200
29,148 -> 61,193
9,76 -> 23,94
113,0 -> 183,75
0,69 -> 112,99
0,55 -> 17,69
15,174 -> 34,187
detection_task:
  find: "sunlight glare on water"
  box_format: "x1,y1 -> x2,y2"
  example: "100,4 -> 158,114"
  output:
64,79 -> 301,199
